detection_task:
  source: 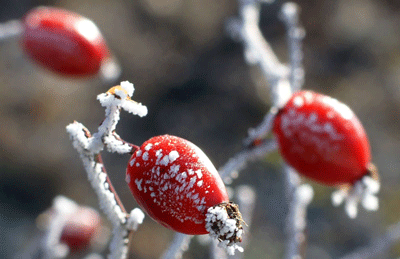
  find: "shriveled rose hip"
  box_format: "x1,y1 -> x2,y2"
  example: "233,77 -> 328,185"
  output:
21,6 -> 111,76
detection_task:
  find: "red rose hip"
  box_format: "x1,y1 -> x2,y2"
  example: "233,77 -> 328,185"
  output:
60,206 -> 102,252
273,90 -> 375,185
126,135 -> 244,253
21,6 -> 111,76
272,90 -> 379,217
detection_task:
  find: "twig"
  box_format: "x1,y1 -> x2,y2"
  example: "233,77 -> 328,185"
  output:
219,139 -> 278,184
0,19 -> 23,42
280,2 -> 306,93
66,81 -> 147,259
339,221 -> 400,259
227,1 -> 312,258
228,0 -> 291,108
160,234 -> 193,259
283,165 -> 313,259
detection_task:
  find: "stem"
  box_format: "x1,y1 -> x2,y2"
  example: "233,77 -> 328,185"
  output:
283,165 -> 313,259
67,81 -> 147,259
339,221 -> 400,259
95,154 -> 127,214
219,139 -> 278,184
280,2 -> 305,93
0,19 -> 23,42
160,234 -> 193,259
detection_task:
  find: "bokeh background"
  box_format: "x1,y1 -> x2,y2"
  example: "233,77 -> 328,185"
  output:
1,0 -> 400,258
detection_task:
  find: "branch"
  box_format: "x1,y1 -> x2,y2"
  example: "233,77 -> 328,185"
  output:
280,2 -> 306,93
0,20 -> 23,42
227,0 -> 291,108
160,234 -> 193,259
219,139 -> 278,184
283,165 -> 313,259
227,2 -> 311,258
339,221 -> 400,259
66,81 -> 147,259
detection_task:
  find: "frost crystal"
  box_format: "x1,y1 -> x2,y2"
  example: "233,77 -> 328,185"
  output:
126,208 -> 145,231
66,81 -> 147,259
205,203 -> 244,255
331,175 -> 380,219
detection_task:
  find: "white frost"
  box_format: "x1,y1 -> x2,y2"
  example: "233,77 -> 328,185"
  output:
135,178 -> 143,191
160,155 -> 170,166
169,151 -> 180,163
126,208 -> 145,231
331,175 -> 380,218
145,143 -> 153,151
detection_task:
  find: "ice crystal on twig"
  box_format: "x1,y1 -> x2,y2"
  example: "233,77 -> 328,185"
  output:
41,196 -> 79,259
161,234 -> 193,259
66,81 -> 147,259
219,139 -> 278,184
225,2 -> 311,259
284,166 -> 314,259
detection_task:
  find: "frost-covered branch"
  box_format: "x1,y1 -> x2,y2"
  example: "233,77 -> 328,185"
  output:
280,2 -> 306,93
41,196 -> 79,259
283,166 -> 313,259
339,221 -> 400,259
226,1 -> 311,258
66,81 -> 146,259
160,234 -> 193,259
0,19 -> 23,41
219,139 -> 278,184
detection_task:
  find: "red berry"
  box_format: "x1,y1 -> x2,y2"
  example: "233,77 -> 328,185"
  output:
21,6 -> 110,76
273,90 -> 375,185
126,135 -> 230,235
60,206 -> 102,252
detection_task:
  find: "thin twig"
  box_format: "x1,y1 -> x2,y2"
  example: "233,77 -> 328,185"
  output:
0,19 -> 23,42
283,165 -> 313,259
66,81 -> 147,259
280,2 -> 306,93
232,0 -> 291,108
160,234 -> 193,259
218,139 -> 278,184
227,1 -> 312,258
339,221 -> 400,259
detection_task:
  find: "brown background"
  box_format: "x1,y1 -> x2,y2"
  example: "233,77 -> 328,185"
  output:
0,0 -> 399,258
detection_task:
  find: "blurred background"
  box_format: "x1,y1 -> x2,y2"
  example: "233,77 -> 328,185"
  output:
0,0 -> 400,258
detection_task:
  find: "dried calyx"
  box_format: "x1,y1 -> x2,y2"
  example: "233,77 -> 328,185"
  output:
331,163 -> 380,219
206,202 -> 245,255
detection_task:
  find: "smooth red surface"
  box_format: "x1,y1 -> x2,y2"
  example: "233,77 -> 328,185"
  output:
21,6 -> 110,76
273,91 -> 371,185
126,135 -> 229,235
60,207 -> 102,252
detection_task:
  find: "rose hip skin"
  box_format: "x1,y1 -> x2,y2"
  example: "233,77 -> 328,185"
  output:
60,206 -> 102,252
21,6 -> 110,76
273,90 -> 372,185
126,135 -> 229,235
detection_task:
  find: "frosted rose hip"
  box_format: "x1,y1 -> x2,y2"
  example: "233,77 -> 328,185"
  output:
271,90 -> 380,218
21,6 -> 111,76
126,135 -> 230,234
273,90 -> 375,185
60,206 -> 102,252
